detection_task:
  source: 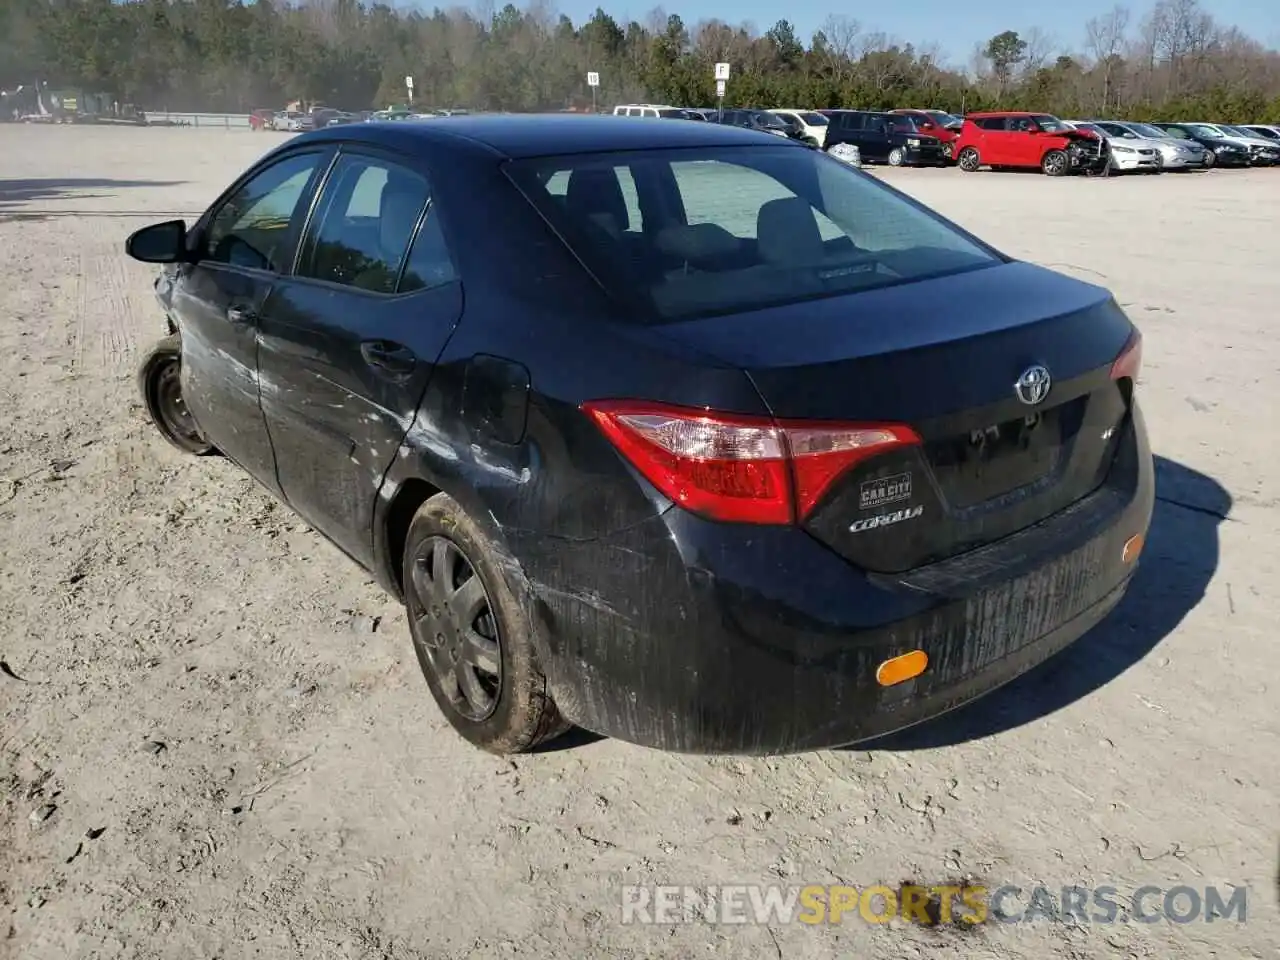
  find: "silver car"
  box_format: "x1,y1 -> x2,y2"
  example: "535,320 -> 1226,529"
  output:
1068,121 -> 1161,172
1091,120 -> 1207,170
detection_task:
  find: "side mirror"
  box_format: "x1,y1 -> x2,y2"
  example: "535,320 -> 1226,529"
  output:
126,219 -> 189,264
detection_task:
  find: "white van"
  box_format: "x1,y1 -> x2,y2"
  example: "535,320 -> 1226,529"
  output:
612,104 -> 690,119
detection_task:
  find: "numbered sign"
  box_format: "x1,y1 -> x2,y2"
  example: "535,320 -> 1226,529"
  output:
714,62 -> 731,81
586,72 -> 600,88
715,79 -> 726,98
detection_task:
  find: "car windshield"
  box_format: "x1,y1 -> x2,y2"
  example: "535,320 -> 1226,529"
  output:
756,113 -> 787,129
799,112 -> 828,125
1248,126 -> 1279,138
1184,124 -> 1221,138
1221,125 -> 1254,138
1128,123 -> 1168,138
1072,122 -> 1104,135
927,111 -> 962,127
1031,115 -> 1069,133
505,145 -> 1000,323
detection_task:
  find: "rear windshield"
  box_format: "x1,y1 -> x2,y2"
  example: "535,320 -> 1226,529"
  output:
505,145 -> 1000,322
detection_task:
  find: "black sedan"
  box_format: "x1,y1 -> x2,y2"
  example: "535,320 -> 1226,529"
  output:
1150,123 -> 1251,168
125,115 -> 1154,755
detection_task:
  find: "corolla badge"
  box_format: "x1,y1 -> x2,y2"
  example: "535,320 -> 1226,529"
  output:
1014,365 -> 1052,406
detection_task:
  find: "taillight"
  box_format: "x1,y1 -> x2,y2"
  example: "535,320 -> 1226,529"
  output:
581,400 -> 920,525
1110,329 -> 1143,382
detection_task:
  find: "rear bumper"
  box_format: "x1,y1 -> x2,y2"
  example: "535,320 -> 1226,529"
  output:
521,404 -> 1155,754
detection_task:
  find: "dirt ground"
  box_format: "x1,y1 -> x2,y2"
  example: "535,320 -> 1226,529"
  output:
1,126 -> 1276,960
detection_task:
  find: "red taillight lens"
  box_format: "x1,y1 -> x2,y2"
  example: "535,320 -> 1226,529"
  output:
1110,329 -> 1143,382
582,400 -> 920,525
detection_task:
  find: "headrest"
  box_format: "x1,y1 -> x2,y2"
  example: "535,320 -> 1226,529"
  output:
756,197 -> 824,266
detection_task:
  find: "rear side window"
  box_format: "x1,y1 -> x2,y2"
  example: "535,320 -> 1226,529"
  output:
506,145 -> 999,322
974,117 -> 1007,131
295,153 -> 453,294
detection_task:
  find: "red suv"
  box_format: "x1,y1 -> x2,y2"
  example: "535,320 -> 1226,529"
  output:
952,112 -> 1108,176
888,109 -> 963,159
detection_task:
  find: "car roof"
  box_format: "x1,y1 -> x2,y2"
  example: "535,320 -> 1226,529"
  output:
297,113 -> 770,158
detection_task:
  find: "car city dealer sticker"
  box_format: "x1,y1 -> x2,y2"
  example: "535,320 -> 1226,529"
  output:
859,472 -> 913,511
850,505 -> 924,534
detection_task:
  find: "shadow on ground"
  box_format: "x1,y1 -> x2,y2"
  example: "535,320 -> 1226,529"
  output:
857,454 -> 1228,751
0,178 -> 187,207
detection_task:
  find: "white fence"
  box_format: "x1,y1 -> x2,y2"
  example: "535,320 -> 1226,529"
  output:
143,111 -> 253,129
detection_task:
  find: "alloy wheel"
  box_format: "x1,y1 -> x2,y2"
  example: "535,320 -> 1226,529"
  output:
409,536 -> 503,722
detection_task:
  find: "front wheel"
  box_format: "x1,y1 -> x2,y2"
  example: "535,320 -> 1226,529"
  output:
1041,149 -> 1070,177
404,493 -> 569,754
137,334 -> 216,455
887,147 -> 905,166
957,147 -> 981,172
1202,151 -> 1216,169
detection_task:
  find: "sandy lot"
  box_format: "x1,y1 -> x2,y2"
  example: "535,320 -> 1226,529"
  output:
1,126 -> 1276,959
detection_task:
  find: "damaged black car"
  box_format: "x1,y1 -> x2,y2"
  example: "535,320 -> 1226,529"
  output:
127,115 -> 1154,755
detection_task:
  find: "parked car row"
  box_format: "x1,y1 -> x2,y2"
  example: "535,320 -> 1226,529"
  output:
610,103 -> 1280,176
250,107 -> 362,132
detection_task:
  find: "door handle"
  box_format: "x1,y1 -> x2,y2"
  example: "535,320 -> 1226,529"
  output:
360,340 -> 416,376
227,305 -> 257,325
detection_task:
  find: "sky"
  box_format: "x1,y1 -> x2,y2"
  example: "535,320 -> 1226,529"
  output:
544,0 -> 1279,65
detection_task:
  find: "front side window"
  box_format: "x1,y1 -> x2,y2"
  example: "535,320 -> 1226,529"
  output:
205,152 -> 324,272
799,112 -> 828,126
1031,115 -> 1069,132
295,153 -> 434,293
506,145 -> 999,322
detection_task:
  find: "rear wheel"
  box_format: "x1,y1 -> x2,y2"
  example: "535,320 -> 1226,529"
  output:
1041,149 -> 1069,177
404,493 -> 569,754
887,147 -> 906,166
957,147 -> 981,172
137,335 -> 215,455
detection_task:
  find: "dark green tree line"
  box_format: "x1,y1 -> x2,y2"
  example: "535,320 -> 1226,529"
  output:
2,0 -> 1278,121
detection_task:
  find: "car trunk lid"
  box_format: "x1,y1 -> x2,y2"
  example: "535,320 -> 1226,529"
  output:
653,261 -> 1137,573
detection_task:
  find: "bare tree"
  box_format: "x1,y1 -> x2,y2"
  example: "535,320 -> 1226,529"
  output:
815,14 -> 860,83
1019,27 -> 1056,76
1085,5 -> 1130,112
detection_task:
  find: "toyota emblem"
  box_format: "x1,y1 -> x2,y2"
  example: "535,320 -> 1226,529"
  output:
1014,365 -> 1052,406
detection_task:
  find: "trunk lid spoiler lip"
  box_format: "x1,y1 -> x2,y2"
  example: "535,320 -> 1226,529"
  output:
647,260 -> 1118,369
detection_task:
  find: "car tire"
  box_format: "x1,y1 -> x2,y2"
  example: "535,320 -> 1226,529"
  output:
137,334 -> 217,456
887,147 -> 905,166
404,493 -> 570,754
957,147 -> 981,172
1202,151 -> 1216,169
1041,149 -> 1070,176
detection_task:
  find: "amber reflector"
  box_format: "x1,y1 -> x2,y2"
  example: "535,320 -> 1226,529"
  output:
1122,534 -> 1144,564
876,650 -> 929,687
